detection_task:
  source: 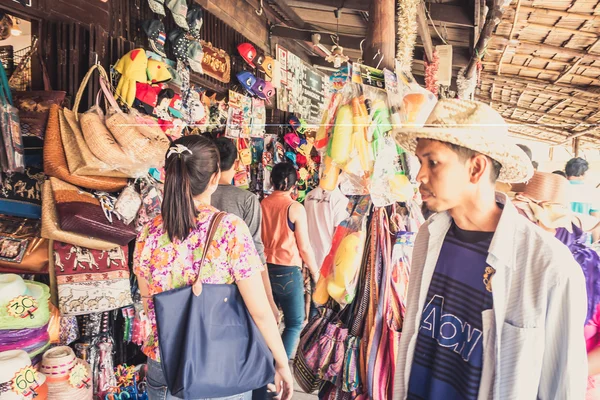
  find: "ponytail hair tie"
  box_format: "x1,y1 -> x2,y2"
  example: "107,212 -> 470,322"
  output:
167,144 -> 193,159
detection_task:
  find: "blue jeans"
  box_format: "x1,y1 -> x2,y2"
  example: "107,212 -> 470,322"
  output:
268,264 -> 305,358
146,359 -> 252,400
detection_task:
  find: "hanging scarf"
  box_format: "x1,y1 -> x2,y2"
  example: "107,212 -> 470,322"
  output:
555,225 -> 600,325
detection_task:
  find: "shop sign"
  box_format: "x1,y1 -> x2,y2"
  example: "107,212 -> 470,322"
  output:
200,41 -> 230,83
275,45 -> 329,124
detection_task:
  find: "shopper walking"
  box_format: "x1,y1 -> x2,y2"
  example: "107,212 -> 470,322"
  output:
566,157 -> 600,242
261,162 -> 319,358
393,99 -> 587,400
134,136 -> 293,400
211,137 -> 279,321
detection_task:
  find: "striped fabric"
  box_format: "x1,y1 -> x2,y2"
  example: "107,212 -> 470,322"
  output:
393,193 -> 588,399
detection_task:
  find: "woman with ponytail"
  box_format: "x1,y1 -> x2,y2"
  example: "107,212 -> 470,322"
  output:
261,162 -> 319,358
134,136 -> 293,400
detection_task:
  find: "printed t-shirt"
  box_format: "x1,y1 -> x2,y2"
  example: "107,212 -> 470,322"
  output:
407,222 -> 494,400
570,180 -> 600,215
304,187 -> 350,268
133,205 -> 263,361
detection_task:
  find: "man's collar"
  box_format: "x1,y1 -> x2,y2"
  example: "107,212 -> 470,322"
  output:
427,192 -> 518,269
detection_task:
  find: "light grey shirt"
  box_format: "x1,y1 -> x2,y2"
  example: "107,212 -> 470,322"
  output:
394,193 -> 587,399
211,184 -> 266,264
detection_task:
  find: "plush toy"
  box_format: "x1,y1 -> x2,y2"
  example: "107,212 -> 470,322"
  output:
319,156 -> 340,191
327,231 -> 365,305
329,104 -> 353,165
115,49 -> 149,106
146,59 -> 172,84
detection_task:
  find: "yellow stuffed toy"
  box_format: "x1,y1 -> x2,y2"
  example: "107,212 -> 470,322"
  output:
147,59 -> 172,84
115,49 -> 149,106
327,231 -> 365,305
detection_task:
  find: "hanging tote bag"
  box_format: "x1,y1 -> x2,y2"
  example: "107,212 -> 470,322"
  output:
61,64 -> 129,178
153,212 -> 275,399
43,105 -> 128,191
0,61 -> 24,172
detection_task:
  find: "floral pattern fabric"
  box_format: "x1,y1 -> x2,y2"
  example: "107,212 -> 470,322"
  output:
133,205 -> 263,360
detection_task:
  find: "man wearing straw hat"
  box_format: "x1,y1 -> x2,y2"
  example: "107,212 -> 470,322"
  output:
393,99 -> 587,399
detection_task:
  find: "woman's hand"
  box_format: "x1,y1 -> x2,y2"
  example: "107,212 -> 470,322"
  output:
272,361 -> 294,400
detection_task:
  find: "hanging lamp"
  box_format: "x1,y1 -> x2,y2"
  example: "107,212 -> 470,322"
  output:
325,9 -> 349,68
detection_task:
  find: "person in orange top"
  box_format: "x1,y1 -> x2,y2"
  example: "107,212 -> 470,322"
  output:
261,163 -> 319,358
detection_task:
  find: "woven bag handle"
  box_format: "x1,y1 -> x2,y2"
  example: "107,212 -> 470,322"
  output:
72,64 -> 112,121
192,211 -> 226,296
98,73 -> 125,114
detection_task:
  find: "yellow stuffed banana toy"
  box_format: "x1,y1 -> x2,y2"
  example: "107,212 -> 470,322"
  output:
115,49 -> 149,106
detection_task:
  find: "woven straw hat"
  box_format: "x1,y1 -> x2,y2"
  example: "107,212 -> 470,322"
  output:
394,99 -> 534,183
0,275 -> 50,330
0,350 -> 47,400
40,346 -> 92,400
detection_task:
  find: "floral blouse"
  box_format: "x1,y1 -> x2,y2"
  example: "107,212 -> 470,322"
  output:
133,205 -> 263,361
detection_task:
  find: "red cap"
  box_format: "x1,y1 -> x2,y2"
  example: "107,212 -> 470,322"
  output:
237,43 -> 257,68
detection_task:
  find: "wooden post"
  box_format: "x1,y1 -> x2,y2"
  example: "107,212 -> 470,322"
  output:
364,0 -> 395,70
573,138 -> 581,157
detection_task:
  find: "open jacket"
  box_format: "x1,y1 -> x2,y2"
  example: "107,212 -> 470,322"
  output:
393,193 -> 588,399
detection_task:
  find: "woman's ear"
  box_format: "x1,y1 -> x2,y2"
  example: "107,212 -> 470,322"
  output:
211,170 -> 221,186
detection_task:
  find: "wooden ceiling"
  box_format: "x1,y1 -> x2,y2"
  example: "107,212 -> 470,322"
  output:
262,0 -> 600,148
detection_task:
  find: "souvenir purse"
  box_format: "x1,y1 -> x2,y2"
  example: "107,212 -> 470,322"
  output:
0,214 -> 49,273
61,65 -> 130,178
0,166 -> 44,218
238,138 -> 252,166
44,105 -> 128,192
50,177 -> 136,246
135,177 -> 163,233
41,182 -> 123,251
0,61 -> 24,172
53,241 -> 133,316
114,184 -> 143,226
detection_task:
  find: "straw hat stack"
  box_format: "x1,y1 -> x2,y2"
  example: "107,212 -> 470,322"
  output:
0,350 -> 48,400
40,346 -> 92,400
0,275 -> 51,363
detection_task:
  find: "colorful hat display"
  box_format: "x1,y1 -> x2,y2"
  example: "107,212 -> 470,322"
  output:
187,40 -> 204,73
250,77 -> 267,97
0,274 -> 50,330
0,350 -> 47,400
187,4 -> 203,39
166,0 -> 189,30
260,56 -> 275,78
146,59 -> 171,83
0,324 -> 51,364
147,0 -> 166,17
284,132 -> 300,149
168,29 -> 190,62
141,19 -> 167,58
40,346 -> 92,400
237,43 -> 257,68
237,71 -> 258,96
256,80 -> 275,102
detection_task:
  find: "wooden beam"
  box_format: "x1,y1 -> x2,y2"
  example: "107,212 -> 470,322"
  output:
428,4 -> 474,28
491,37 -> 600,62
466,7 -> 508,78
520,21 -> 599,38
416,1 -> 434,62
478,97 -> 585,125
364,0 -> 395,70
413,46 -> 470,67
290,0 -> 369,12
270,25 -> 364,49
519,5 -> 600,21
484,62 -> 600,85
498,0 -> 521,75
480,72 -> 600,98
504,117 -> 569,137
537,98 -> 569,123
263,0 -> 307,28
554,58 -> 583,83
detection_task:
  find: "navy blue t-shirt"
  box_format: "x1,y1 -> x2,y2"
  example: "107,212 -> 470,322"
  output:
407,222 -> 494,400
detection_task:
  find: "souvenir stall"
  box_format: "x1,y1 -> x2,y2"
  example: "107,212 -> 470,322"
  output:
290,55 -> 438,398
0,0 -> 305,398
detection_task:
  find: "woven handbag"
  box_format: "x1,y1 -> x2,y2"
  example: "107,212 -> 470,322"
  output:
50,177 -> 136,246
0,215 -> 48,274
43,104 -> 128,192
41,182 -> 120,251
99,77 -> 170,169
61,65 -> 129,178
53,241 -> 132,316
0,166 -> 44,218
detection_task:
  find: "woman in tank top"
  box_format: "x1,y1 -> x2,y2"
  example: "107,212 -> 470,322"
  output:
261,162 -> 319,357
